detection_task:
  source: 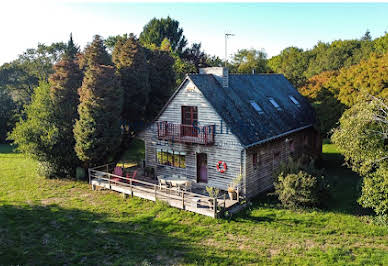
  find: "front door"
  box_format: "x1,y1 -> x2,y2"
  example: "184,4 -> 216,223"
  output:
197,153 -> 208,183
181,106 -> 198,137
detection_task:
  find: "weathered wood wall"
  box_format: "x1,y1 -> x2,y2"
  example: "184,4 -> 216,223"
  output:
144,78 -> 244,192
244,127 -> 321,198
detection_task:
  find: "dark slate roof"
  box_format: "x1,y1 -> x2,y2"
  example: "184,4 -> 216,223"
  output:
188,73 -> 316,147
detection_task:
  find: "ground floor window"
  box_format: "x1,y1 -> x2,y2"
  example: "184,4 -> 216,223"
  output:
157,149 -> 186,168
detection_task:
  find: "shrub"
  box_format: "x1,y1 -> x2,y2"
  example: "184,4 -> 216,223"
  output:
273,158 -> 328,209
274,171 -> 322,209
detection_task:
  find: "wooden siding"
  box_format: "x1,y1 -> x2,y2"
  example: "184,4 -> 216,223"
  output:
244,127 -> 321,198
144,79 -> 244,193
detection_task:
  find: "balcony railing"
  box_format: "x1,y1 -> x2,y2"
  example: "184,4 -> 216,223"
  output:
156,121 -> 215,145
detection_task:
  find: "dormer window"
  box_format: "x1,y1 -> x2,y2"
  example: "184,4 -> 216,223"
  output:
268,97 -> 282,111
289,95 -> 300,107
249,101 -> 264,114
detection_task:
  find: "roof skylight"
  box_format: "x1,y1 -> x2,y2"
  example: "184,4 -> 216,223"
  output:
268,98 -> 282,111
289,95 -> 300,107
250,101 -> 264,114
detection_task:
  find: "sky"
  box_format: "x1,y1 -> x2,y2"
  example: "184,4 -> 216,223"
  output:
1,1 -> 388,65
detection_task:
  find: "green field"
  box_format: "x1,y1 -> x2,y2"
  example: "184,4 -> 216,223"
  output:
0,143 -> 387,265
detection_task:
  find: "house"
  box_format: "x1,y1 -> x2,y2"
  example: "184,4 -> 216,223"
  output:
144,67 -> 321,199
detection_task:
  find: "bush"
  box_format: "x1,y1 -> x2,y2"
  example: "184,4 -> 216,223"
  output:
274,171 -> 321,209
273,158 -> 328,209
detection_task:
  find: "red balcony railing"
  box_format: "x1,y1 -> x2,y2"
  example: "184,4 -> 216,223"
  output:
156,121 -> 215,145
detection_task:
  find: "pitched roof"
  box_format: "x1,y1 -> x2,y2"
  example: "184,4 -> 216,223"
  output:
188,73 -> 316,147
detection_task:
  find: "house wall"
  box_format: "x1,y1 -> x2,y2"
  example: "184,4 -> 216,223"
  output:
244,127 -> 321,198
144,79 -> 245,192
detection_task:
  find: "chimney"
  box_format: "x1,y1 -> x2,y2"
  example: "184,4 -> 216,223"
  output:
199,67 -> 229,88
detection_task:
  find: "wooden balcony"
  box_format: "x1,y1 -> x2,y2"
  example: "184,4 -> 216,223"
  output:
156,121 -> 215,145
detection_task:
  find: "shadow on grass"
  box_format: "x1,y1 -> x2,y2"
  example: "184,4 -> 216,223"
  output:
0,203 -> 263,265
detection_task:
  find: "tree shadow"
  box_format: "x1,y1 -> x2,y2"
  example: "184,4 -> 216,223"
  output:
0,203 -> 262,265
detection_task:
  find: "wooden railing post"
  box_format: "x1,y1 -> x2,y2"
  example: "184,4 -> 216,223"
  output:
154,185 -> 157,200
237,187 -> 240,202
214,197 -> 218,218
106,164 -> 109,173
130,179 -> 133,197
182,192 -> 185,209
109,174 -> 111,189
88,168 -> 91,185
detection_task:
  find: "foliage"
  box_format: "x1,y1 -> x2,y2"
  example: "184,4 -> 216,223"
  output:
139,16 -> 187,55
47,35 -> 83,176
145,47 -> 175,121
205,186 -> 220,198
182,42 -> 209,70
104,33 -> 130,52
331,96 -> 388,216
8,82 -> 62,176
273,157 -> 328,209
0,89 -> 16,142
274,171 -> 322,209
113,34 -> 150,129
332,53 -> 388,107
228,173 -> 243,192
79,35 -> 112,70
0,42 -> 66,108
232,49 -> 270,74
299,71 -> 346,136
268,47 -> 309,87
74,36 -> 123,167
172,53 -> 196,86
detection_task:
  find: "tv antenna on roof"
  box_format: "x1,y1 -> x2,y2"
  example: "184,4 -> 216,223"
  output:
225,33 -> 235,67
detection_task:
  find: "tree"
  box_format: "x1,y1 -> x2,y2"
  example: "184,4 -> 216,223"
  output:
182,42 -> 208,70
232,49 -> 269,74
268,47 -> 309,87
146,47 -> 176,121
331,53 -> 388,107
332,96 -> 388,217
79,35 -> 112,70
298,71 -> 346,136
105,33 -> 130,52
139,16 -> 187,55
7,35 -> 83,177
0,89 -> 15,142
74,36 -> 123,167
47,34 -> 83,175
8,82 -> 62,176
112,34 -> 150,132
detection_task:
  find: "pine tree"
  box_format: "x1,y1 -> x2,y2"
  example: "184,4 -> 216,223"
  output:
74,37 -> 123,167
79,35 -> 112,70
113,34 -> 150,131
48,34 -> 83,175
146,47 -> 175,120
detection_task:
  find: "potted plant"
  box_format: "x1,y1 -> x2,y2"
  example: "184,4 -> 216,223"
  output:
228,174 -> 242,200
206,186 -> 220,208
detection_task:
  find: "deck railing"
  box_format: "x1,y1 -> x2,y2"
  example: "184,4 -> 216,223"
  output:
156,121 -> 215,145
88,165 -> 232,218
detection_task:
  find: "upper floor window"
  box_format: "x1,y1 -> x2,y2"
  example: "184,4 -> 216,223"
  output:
289,95 -> 301,107
268,97 -> 282,111
249,101 -> 264,115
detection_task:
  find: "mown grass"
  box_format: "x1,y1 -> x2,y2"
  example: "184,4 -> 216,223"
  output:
0,144 -> 387,265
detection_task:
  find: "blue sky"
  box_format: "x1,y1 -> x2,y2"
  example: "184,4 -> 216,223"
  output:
1,2 -> 388,64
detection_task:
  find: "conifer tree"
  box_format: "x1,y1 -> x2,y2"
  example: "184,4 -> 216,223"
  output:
146,47 -> 175,120
48,34 -> 83,175
74,36 -> 123,167
113,34 -> 150,131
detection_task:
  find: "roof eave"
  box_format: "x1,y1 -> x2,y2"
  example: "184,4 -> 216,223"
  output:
244,124 -> 314,149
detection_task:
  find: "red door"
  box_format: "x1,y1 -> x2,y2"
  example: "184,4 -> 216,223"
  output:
181,106 -> 198,137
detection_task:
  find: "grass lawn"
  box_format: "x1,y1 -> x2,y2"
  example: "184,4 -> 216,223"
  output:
0,143 -> 387,265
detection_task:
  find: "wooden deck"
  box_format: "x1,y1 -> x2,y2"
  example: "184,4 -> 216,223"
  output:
89,165 -> 242,218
